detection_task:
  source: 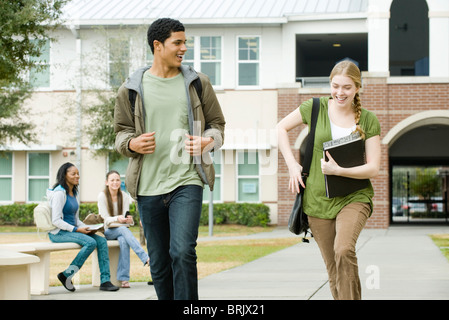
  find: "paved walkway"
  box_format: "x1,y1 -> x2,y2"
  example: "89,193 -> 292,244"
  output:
31,225 -> 449,300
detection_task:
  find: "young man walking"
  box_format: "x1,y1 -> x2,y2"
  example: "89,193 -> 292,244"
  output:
114,18 -> 225,300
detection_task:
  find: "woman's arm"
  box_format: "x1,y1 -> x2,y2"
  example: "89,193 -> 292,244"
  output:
321,135 -> 381,179
277,108 -> 305,194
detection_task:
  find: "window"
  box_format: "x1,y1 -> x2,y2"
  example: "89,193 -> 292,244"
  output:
166,36 -> 222,86
109,38 -> 130,88
200,36 -> 222,86
0,153 -> 13,202
30,40 -> 50,88
238,36 -> 260,86
108,153 -> 128,191
28,153 -> 50,202
203,151 -> 222,202
183,36 -> 195,68
237,151 -> 259,202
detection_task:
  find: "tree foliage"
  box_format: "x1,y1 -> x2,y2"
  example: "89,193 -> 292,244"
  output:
0,0 -> 68,146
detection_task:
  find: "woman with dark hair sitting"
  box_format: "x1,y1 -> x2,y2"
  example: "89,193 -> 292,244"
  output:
47,162 -> 119,292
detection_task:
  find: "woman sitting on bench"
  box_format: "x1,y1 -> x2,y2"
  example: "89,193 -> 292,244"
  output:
47,162 -> 119,292
97,170 -> 150,288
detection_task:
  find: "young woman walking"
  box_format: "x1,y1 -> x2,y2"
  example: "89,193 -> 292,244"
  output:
277,61 -> 381,300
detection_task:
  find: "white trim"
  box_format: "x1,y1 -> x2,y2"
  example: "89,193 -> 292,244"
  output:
387,76 -> 449,84
63,17 -> 289,27
0,145 -> 63,151
221,143 -> 271,150
286,12 -> 368,22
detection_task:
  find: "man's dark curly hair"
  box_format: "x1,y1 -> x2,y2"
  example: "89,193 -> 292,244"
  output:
147,18 -> 185,54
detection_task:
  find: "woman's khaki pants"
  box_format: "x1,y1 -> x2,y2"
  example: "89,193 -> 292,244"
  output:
308,202 -> 370,300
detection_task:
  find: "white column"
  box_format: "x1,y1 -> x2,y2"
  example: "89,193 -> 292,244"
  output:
427,0 -> 449,77
367,0 -> 393,74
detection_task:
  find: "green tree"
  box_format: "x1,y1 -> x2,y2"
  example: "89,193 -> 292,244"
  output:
410,168 -> 441,212
83,28 -> 143,163
0,0 -> 68,147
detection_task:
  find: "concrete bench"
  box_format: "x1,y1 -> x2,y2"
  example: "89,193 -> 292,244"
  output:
0,249 -> 40,300
0,240 -> 120,295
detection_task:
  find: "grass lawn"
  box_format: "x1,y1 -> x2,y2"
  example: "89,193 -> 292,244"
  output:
0,225 -> 300,286
430,234 -> 449,262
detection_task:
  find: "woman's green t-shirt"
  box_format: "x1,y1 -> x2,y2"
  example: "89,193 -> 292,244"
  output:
299,96 -> 381,219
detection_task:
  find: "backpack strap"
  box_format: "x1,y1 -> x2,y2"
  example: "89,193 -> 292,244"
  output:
301,97 -> 320,176
192,77 -> 202,102
128,89 -> 137,115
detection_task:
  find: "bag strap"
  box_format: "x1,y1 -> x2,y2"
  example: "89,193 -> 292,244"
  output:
301,97 -> 320,176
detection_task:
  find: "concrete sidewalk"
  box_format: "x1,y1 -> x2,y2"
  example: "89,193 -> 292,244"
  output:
31,225 -> 449,300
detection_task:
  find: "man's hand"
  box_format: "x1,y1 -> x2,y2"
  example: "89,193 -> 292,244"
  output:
184,134 -> 214,156
129,132 -> 156,154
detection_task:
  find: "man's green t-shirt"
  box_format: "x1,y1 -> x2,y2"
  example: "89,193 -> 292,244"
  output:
138,71 -> 203,196
299,96 -> 381,219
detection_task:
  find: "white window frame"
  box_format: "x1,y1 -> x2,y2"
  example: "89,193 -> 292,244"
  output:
27,152 -> 51,203
198,36 -> 223,87
108,38 -> 130,88
29,39 -> 51,90
236,150 -> 261,203
160,35 -> 223,89
0,152 -> 14,204
236,35 -> 261,89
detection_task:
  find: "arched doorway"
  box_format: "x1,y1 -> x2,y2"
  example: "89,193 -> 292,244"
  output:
389,0 -> 429,76
385,112 -> 449,224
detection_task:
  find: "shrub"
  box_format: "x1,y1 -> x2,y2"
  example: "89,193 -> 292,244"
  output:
0,203 -> 36,226
200,203 -> 270,227
0,202 -> 269,227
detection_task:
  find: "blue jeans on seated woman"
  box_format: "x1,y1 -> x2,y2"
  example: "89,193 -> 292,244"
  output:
49,230 -> 111,284
138,185 -> 203,300
104,226 -> 149,281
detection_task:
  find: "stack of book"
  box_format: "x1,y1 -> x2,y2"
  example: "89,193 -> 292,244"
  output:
323,132 -> 369,198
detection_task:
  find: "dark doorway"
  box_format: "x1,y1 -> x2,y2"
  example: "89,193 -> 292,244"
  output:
389,0 -> 429,76
389,124 -> 449,224
296,33 -> 368,87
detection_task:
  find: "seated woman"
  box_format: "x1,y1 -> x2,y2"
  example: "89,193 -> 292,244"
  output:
98,170 -> 150,288
48,162 -> 119,292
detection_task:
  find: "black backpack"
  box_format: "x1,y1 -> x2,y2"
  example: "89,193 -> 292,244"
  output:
128,77 -> 203,115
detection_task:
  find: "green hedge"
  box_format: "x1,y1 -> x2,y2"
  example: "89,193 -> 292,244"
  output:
0,202 -> 270,227
200,203 -> 270,227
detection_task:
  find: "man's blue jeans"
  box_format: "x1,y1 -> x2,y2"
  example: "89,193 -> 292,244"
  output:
49,230 -> 111,284
138,185 -> 203,300
104,226 -> 149,281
